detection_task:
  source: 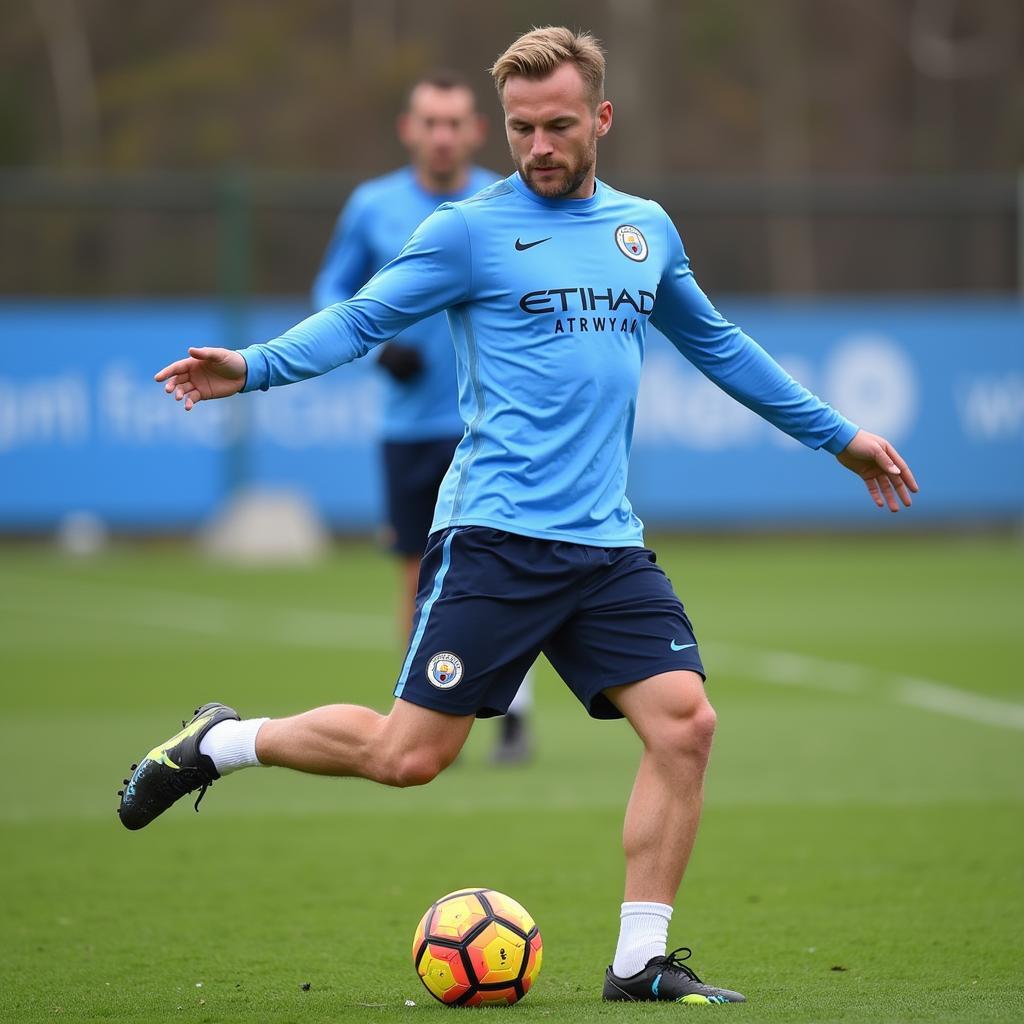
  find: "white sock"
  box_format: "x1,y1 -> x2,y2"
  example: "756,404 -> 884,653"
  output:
508,667 -> 534,715
199,718 -> 269,776
612,901 -> 673,978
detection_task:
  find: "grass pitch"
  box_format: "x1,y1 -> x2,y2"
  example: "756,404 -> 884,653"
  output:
1,534 -> 1022,1022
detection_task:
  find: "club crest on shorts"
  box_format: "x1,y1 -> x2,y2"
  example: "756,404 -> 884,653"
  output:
615,224 -> 648,262
426,651 -> 464,689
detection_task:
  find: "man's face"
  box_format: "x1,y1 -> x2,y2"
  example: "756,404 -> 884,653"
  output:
399,84 -> 485,187
502,62 -> 612,200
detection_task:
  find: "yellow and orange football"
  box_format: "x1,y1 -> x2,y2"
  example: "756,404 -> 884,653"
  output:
412,888 -> 543,1006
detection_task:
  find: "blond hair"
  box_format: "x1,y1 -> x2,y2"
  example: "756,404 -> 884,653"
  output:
490,26 -> 605,105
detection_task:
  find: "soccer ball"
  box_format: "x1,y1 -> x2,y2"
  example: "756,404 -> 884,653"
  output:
412,888 -> 543,1006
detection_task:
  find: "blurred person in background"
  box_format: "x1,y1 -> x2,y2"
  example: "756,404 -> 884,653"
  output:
132,26 -> 918,1005
313,70 -> 533,763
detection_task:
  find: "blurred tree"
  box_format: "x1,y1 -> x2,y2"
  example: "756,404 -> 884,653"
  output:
31,0 -> 99,165
1,0 -> 1020,295
1,0 -> 1019,174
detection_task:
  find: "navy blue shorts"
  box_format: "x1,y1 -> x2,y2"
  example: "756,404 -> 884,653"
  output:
381,437 -> 461,556
393,527 -> 705,720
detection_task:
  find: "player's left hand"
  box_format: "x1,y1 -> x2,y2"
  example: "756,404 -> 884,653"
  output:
835,429 -> 919,512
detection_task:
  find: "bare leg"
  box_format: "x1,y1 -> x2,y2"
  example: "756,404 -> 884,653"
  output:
256,698 -> 474,788
399,555 -> 421,637
606,671 -> 716,904
601,672 -> 745,1001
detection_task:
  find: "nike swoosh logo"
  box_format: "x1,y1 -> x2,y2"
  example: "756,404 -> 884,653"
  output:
515,237 -> 551,251
670,640 -> 696,651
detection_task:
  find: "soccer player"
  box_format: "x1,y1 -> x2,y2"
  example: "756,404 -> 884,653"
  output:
125,27 -> 918,1005
312,70 -> 533,763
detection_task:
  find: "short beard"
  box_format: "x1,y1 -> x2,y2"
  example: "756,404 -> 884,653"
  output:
527,163 -> 590,199
515,139 -> 596,199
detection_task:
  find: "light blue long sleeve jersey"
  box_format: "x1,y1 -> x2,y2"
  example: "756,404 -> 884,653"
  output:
312,165 -> 500,441
243,173 -> 858,547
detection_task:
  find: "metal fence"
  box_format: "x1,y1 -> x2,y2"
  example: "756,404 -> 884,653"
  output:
1,170 -> 1020,298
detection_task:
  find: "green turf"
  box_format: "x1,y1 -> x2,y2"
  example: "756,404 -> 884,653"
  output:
1,535 -> 1022,1022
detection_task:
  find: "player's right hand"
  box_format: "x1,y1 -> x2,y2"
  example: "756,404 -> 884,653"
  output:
154,346 -> 248,410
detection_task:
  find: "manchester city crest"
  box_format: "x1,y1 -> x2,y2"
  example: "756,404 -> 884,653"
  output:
426,651 -> 464,689
615,224 -> 648,262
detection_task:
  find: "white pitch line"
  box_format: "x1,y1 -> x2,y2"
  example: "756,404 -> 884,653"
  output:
0,591 -> 231,637
893,676 -> 1024,731
709,642 -> 1024,733
3,571 -> 1021,731
0,572 -> 393,650
709,644 -> 871,694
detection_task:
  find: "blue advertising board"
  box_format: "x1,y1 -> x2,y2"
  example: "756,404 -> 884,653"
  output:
1,297 -> 1021,529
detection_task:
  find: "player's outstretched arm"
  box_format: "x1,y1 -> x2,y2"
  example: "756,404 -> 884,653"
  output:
835,429 -> 919,512
154,346 -> 247,411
